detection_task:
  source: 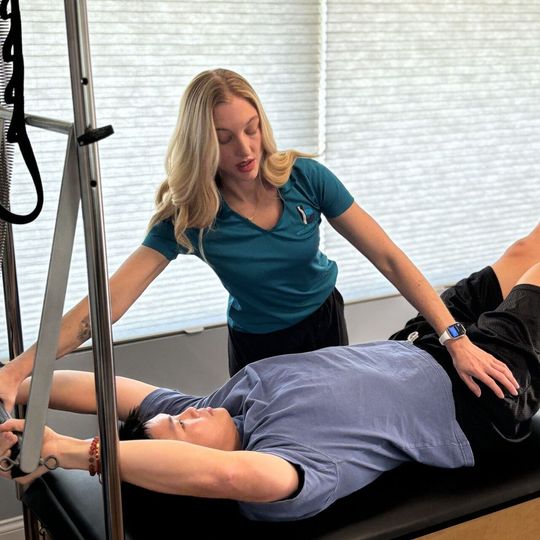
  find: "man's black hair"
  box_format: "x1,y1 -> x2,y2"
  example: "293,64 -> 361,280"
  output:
118,407 -> 151,440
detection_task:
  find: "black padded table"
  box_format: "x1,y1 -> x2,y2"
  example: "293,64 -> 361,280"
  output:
22,414 -> 540,540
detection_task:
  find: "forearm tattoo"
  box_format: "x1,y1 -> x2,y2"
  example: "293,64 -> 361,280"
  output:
78,316 -> 91,342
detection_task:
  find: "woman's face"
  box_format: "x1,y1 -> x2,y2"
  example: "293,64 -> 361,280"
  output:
213,96 -> 263,186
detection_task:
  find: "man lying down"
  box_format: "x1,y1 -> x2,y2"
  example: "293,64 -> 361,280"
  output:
1,225 -> 539,522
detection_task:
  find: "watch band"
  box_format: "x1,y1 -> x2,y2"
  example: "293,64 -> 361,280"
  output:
439,322 -> 466,345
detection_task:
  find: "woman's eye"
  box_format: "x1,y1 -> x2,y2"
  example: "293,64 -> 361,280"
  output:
218,137 -> 231,145
246,122 -> 259,135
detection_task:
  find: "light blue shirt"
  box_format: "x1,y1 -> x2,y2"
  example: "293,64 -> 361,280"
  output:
142,158 -> 354,333
140,340 -> 474,521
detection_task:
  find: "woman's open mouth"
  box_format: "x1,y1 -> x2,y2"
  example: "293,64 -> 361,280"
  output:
237,158 -> 256,173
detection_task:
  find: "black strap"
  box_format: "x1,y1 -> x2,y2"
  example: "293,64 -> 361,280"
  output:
0,0 -> 43,224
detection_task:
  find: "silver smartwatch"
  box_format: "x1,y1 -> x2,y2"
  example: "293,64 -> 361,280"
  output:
438,322 -> 466,346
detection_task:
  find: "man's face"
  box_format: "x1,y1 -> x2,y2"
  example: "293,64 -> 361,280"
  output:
145,406 -> 240,451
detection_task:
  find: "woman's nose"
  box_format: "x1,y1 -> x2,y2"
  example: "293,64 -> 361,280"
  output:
235,135 -> 250,157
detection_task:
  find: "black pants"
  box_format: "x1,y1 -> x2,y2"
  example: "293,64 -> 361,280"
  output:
227,288 -> 349,376
390,266 -> 540,457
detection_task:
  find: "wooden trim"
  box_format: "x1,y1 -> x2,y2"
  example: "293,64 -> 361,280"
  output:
0,517 -> 24,539
417,497 -> 540,540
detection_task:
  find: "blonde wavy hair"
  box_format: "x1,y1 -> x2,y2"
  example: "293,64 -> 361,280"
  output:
148,68 -> 313,253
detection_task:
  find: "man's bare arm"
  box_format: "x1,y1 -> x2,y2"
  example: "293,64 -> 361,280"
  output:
16,371 -> 158,421
0,421 -> 299,504
119,442 -> 299,502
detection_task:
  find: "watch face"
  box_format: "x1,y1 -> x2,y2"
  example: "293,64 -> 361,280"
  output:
448,324 -> 464,337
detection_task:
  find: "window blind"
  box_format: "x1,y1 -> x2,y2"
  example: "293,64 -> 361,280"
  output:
0,0 -> 321,356
1,1 -> 538,359
325,1 -> 540,302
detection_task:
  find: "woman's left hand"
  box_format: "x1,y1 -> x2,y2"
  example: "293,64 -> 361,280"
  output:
446,337 -> 520,398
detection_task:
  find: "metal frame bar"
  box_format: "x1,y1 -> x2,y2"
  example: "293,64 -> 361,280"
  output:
0,109 -> 71,135
0,134 -> 40,539
20,131 -> 80,472
64,2 -> 123,536
1,0 -> 124,537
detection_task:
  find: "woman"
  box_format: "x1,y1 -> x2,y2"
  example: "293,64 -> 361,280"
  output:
145,69 -> 352,374
0,69 -> 505,411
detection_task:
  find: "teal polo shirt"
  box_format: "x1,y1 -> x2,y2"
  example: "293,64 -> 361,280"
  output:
143,158 -> 354,333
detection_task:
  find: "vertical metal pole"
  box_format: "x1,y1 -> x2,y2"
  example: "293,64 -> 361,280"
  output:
1,110 -> 41,540
1,224 -> 23,360
63,1 -> 124,539
1,222 -> 41,540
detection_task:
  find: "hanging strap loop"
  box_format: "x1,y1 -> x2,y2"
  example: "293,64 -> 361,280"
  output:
0,0 -> 44,224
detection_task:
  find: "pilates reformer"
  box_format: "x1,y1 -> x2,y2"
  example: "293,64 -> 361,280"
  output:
17,414 -> 540,540
1,3 -> 540,540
